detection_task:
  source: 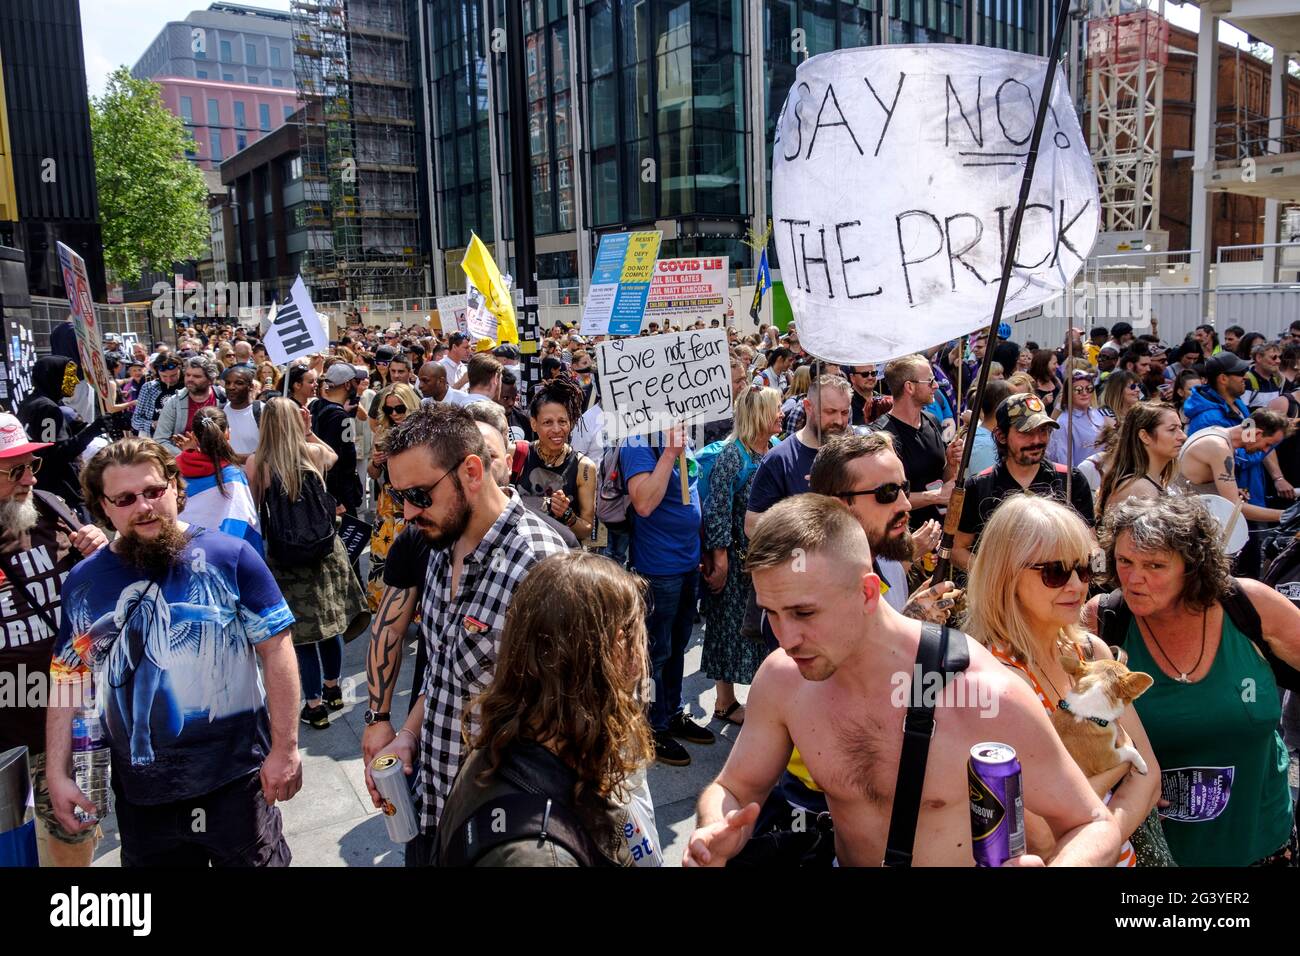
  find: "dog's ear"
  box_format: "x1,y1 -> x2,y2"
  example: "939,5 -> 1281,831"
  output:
1110,645 -> 1128,665
1121,670 -> 1154,699
1059,654 -> 1086,676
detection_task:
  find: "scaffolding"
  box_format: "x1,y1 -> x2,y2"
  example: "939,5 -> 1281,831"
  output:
1087,4 -> 1168,234
292,0 -> 425,301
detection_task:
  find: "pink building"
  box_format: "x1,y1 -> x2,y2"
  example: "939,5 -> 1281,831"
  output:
156,77 -> 299,170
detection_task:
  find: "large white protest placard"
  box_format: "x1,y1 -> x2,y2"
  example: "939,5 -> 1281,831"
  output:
771,46 -> 1098,365
597,328 -> 731,440
263,275 -> 327,364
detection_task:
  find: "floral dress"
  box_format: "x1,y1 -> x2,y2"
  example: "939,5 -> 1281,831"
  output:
700,440 -> 766,685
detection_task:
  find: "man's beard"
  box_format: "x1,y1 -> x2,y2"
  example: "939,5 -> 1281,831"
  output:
1009,443 -> 1047,467
114,517 -> 190,576
188,385 -> 209,398
0,496 -> 38,535
871,511 -> 915,562
411,478 -> 471,549
819,420 -> 848,439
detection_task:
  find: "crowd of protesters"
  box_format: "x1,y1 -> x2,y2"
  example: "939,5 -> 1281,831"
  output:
2,309 -> 1299,869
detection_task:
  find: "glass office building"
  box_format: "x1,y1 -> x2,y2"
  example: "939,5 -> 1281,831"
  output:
420,0 -> 1046,292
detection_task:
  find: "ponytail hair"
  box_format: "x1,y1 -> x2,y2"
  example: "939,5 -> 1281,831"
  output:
191,406 -> 245,498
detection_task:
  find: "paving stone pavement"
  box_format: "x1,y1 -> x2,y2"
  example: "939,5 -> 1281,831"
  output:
92,621 -> 736,868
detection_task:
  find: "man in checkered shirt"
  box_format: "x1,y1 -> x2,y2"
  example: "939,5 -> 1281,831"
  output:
375,403 -> 569,865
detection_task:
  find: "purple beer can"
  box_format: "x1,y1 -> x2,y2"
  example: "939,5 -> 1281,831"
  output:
968,742 -> 1025,867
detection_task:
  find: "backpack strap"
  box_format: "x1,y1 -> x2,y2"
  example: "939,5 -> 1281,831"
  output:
438,792 -> 609,867
34,490 -> 84,531
883,623 -> 970,867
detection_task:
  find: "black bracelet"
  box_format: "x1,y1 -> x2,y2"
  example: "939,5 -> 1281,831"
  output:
562,507 -> 577,526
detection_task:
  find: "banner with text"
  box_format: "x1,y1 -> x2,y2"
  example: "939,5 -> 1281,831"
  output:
580,231 -> 662,336
435,294 -> 467,334
646,256 -> 729,325
264,275 -> 328,364
55,242 -> 112,414
597,328 -> 732,439
771,46 -> 1098,365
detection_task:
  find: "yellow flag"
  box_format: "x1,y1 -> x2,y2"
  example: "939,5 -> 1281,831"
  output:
460,232 -> 518,344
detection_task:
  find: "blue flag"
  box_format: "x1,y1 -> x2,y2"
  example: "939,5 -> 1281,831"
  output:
750,249 -> 770,319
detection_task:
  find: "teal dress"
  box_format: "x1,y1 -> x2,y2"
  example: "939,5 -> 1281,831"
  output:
1125,613 -> 1293,866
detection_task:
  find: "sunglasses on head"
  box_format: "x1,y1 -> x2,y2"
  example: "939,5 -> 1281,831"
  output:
388,456 -> 466,510
2,458 -> 42,483
103,482 -> 170,509
836,480 -> 910,505
1029,560 -> 1093,589
384,403 -> 407,417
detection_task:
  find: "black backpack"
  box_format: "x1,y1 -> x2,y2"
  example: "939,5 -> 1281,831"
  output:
1096,584 -> 1300,692
262,470 -> 337,567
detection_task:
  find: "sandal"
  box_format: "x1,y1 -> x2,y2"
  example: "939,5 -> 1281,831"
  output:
713,701 -> 745,727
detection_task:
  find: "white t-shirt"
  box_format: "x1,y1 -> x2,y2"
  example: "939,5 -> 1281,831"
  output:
224,403 -> 261,455
877,558 -> 909,613
440,356 -> 466,387
444,389 -> 493,407
571,405 -> 605,462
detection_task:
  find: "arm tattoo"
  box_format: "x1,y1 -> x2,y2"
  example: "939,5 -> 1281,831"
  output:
1218,452 -> 1235,484
366,585 -> 416,711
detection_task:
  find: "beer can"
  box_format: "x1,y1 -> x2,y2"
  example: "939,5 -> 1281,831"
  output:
968,742 -> 1025,867
370,753 -> 418,844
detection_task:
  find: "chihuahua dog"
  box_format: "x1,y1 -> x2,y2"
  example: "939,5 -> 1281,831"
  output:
1050,649 -> 1153,778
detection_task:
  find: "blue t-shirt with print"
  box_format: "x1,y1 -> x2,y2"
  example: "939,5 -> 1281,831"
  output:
620,436 -> 701,576
52,528 -> 295,805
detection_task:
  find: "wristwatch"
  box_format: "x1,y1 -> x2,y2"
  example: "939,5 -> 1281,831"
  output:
363,709 -> 390,725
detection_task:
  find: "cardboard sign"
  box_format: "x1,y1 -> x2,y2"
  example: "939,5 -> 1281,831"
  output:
580,231 -> 662,336
435,294 -> 466,333
55,242 -> 112,414
596,328 -> 731,439
771,46 -> 1098,365
264,275 -> 327,364
337,513 -> 373,562
646,256 -> 729,324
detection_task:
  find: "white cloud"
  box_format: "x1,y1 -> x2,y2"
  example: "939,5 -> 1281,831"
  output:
80,0 -> 293,97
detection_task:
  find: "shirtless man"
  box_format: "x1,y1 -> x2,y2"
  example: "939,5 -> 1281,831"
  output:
1177,409 -> 1287,523
684,495 -> 1120,867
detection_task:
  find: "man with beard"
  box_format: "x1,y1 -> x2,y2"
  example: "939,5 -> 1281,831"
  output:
809,432 -> 954,624
952,393 -> 1095,569
44,438 -> 303,866
365,405 -> 568,865
17,357 -> 110,509
155,357 -> 225,455
131,355 -> 184,437
0,414 -> 107,865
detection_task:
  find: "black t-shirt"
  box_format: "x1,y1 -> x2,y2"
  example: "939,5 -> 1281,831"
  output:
311,398 -> 362,511
958,459 -> 1096,545
871,410 -> 947,527
383,523 -> 432,596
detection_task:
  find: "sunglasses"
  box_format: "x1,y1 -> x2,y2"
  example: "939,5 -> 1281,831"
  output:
836,480 -> 910,505
1126,382 -> 1142,390
388,456 -> 465,510
103,482 -> 171,509
1029,561 -> 1093,589
1072,385 -> 1094,395
377,361 -> 390,367
911,377 -> 937,388
384,403 -> 407,417
2,458 -> 42,483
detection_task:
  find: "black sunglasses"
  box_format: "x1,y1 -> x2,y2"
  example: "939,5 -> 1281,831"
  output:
836,480 -> 910,505
384,403 -> 407,417
389,456 -> 465,510
1030,561 -> 1093,589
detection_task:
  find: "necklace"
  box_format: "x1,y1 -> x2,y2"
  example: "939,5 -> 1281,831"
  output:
536,443 -> 570,468
1135,611 -> 1207,683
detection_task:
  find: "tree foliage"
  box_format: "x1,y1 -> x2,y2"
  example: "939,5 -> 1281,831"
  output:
91,68 -> 210,285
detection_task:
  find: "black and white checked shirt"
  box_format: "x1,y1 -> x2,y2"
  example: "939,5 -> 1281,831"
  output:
415,492 -> 569,833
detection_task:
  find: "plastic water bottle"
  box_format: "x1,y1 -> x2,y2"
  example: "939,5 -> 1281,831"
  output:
71,697 -> 112,824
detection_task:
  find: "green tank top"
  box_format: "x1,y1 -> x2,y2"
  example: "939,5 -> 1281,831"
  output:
1125,612 -> 1293,866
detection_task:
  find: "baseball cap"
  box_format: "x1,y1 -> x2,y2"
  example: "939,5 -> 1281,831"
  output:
493,344 -> 520,360
322,363 -> 358,387
996,393 -> 1058,434
374,346 -> 397,363
352,364 -> 370,380
1098,344 -> 1120,356
0,413 -> 51,458
1204,352 -> 1250,381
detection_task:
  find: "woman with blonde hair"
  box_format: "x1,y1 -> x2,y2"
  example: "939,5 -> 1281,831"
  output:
432,551 -> 659,866
364,381 -> 422,609
1096,402 -> 1186,517
965,494 -> 1166,865
700,386 -> 783,727
246,397 -> 369,729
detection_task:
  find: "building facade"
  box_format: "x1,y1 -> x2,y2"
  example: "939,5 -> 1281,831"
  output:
419,0 -> 1049,295
157,77 -> 301,171
133,2 -> 296,90
0,0 -> 106,300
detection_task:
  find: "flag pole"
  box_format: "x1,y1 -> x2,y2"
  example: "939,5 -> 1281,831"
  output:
932,0 -> 1075,585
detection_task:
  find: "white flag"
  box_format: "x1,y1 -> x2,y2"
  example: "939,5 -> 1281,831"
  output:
264,276 -> 327,364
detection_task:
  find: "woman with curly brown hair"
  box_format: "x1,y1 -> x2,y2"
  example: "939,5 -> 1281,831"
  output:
1085,496 -> 1300,866
436,551 -> 660,866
